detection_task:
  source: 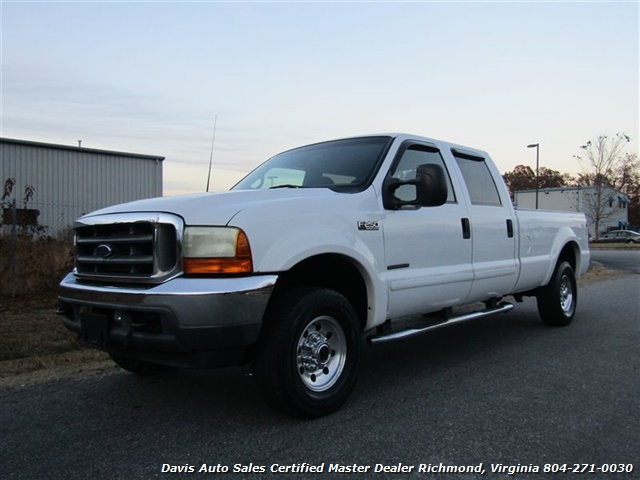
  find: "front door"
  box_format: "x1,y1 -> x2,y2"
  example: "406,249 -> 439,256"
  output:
382,142 -> 474,318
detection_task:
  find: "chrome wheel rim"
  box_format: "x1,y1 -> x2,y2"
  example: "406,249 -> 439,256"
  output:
559,275 -> 574,315
296,315 -> 347,392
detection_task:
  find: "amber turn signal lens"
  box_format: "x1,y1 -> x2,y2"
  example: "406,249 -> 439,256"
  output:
235,230 -> 251,258
183,258 -> 253,274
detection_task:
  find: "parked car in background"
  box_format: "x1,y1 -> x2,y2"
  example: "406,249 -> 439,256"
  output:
596,230 -> 640,244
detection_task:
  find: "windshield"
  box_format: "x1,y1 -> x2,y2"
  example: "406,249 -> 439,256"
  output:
232,136 -> 393,192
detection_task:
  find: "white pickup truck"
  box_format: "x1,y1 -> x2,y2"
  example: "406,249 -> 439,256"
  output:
58,134 -> 590,417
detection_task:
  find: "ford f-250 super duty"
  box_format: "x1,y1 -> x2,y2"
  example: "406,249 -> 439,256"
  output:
58,134 -> 590,417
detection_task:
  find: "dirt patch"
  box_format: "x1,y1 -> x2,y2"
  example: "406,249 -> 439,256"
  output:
0,262 -> 629,389
578,262 -> 629,286
0,292 -> 115,388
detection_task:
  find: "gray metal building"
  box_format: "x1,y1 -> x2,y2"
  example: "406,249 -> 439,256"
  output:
1,138 -> 164,236
514,186 -> 629,237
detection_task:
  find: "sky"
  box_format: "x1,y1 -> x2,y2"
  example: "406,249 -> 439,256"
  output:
1,1 -> 638,196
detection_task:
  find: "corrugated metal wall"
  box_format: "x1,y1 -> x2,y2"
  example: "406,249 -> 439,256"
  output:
514,187 -> 629,237
1,139 -> 163,235
515,190 -> 576,211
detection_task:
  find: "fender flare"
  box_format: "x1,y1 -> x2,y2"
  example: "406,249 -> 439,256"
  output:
258,227 -> 387,330
542,227 -> 582,286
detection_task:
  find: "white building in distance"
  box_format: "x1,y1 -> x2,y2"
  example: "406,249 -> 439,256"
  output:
514,186 -> 630,238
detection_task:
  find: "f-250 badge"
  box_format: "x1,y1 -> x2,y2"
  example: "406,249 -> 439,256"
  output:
357,221 -> 380,231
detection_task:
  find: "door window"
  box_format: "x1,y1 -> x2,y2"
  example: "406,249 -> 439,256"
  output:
390,145 -> 456,203
453,152 -> 502,206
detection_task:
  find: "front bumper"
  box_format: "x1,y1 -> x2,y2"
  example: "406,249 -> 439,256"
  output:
57,273 -> 278,368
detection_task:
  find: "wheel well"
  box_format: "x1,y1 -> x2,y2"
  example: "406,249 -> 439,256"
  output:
271,254 -> 368,330
557,242 -> 577,271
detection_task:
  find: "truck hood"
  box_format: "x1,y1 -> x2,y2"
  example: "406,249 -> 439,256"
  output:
81,189 -> 343,226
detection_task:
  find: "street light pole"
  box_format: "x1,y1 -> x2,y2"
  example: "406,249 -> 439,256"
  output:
527,143 -> 540,209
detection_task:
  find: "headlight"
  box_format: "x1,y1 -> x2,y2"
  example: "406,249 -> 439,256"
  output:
183,227 -> 253,274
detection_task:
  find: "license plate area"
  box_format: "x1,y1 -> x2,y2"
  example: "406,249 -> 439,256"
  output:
80,312 -> 110,346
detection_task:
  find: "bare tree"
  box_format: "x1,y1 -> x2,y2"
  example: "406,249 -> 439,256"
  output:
573,133 -> 632,238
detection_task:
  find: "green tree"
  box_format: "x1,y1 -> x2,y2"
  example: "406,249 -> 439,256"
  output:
502,165 -> 567,199
502,165 -> 535,198
538,167 -> 568,189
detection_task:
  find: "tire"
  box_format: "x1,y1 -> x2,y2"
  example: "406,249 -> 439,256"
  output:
252,288 -> 361,418
109,353 -> 173,376
536,261 -> 577,327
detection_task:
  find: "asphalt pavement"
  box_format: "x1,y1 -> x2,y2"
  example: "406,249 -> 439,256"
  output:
2,274 -> 639,480
590,248 -> 640,274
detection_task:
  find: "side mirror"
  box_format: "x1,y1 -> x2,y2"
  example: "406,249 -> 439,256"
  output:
383,163 -> 448,210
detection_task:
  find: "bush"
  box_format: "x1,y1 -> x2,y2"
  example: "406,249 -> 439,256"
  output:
0,231 -> 74,296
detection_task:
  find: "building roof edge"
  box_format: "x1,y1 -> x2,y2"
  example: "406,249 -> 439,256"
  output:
0,137 -> 165,161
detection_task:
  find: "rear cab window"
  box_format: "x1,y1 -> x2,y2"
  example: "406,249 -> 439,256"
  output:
452,149 -> 502,206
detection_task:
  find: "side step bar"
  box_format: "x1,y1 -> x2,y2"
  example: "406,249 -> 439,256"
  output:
368,302 -> 514,345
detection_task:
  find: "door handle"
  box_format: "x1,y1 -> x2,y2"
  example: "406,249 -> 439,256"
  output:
461,218 -> 471,239
506,219 -> 514,238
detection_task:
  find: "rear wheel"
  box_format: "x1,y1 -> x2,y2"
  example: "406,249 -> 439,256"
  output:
536,261 -> 577,327
109,353 -> 172,376
253,288 -> 361,418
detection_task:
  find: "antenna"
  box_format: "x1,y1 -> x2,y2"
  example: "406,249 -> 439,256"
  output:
205,115 -> 218,192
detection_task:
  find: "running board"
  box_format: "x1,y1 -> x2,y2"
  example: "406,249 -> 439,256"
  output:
368,302 -> 514,345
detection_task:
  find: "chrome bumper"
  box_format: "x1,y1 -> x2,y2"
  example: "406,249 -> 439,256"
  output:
57,273 -> 278,367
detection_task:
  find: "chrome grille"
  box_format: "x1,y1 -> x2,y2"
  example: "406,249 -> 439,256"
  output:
73,213 -> 182,283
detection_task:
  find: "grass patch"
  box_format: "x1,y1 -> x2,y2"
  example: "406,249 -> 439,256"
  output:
0,290 -> 112,386
0,291 -> 75,361
589,242 -> 640,249
0,350 -> 113,389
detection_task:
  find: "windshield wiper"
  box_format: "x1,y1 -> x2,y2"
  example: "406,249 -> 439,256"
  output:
269,184 -> 302,189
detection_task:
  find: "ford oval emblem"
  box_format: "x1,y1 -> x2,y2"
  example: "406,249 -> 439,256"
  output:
96,244 -> 114,258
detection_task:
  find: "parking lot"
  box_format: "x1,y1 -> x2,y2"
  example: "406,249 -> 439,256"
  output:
2,265 -> 638,480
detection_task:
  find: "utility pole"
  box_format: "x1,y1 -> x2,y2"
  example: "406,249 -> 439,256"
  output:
527,143 -> 540,209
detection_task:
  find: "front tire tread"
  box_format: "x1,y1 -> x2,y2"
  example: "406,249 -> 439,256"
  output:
253,287 -> 361,418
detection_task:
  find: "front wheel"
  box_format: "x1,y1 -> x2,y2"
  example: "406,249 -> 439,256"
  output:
536,261 -> 577,327
253,288 -> 361,418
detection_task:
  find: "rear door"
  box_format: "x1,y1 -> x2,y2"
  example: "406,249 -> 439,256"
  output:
450,149 -> 519,302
